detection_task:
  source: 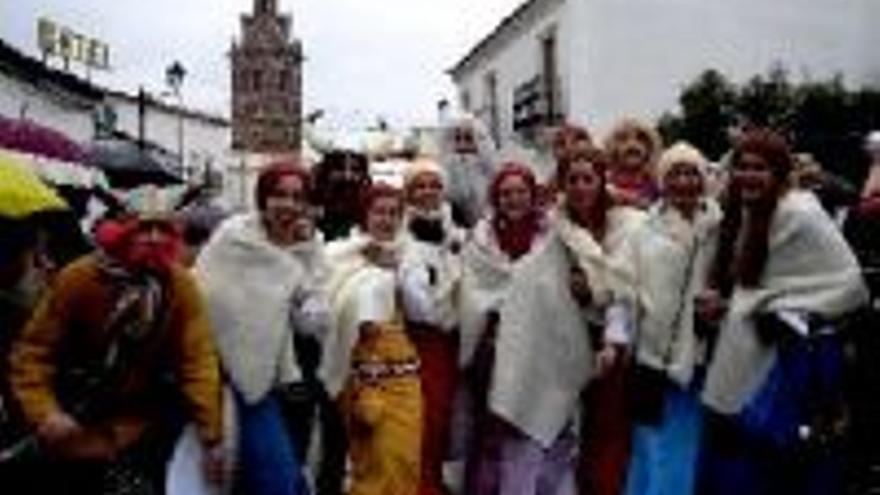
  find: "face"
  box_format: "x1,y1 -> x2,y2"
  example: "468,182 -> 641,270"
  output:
663,162 -> 704,212
453,127 -> 478,155
327,157 -> 366,193
553,131 -> 591,161
127,220 -> 178,272
366,196 -> 403,242
615,128 -> 651,170
263,174 -> 307,239
733,151 -> 778,204
563,159 -> 603,224
496,174 -> 533,222
408,172 -> 445,212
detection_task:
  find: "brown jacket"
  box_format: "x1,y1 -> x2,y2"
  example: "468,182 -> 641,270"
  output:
9,255 -> 222,452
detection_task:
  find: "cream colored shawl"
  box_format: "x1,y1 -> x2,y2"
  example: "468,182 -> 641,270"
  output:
629,200 -> 722,387
702,191 -> 869,414
195,213 -> 324,404
489,207 -> 644,447
458,217 -> 549,367
319,232 -> 403,397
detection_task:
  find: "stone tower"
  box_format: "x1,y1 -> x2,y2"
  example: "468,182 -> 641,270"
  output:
231,0 -> 303,152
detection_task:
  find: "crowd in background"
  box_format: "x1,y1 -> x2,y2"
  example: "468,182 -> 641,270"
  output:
1,116 -> 880,495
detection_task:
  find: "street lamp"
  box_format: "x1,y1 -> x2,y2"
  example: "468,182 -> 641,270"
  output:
165,61 -> 186,179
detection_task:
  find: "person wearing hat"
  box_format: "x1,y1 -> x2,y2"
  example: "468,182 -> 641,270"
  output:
7,184 -> 225,494
456,162 -> 550,495
620,142 -> 722,495
487,146 -> 644,495
195,162 -> 326,495
319,183 -> 425,495
313,150 -> 372,242
399,159 -> 464,495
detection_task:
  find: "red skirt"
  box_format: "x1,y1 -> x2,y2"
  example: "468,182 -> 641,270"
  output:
579,360 -> 632,495
409,326 -> 459,495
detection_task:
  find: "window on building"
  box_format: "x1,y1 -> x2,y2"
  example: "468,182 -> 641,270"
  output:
541,29 -> 560,125
461,90 -> 472,112
252,69 -> 263,92
279,69 -> 289,92
484,72 -> 500,145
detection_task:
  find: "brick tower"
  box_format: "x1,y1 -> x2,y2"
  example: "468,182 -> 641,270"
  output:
231,0 -> 303,152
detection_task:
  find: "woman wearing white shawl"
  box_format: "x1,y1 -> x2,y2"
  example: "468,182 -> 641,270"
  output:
399,159 -> 465,495
318,184 -> 424,495
489,147 -> 644,495
456,163 -> 550,495
195,163 -> 326,495
622,143 -> 722,495
697,130 -> 868,495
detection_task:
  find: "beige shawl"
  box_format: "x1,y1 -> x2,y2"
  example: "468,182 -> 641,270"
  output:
319,232 -> 403,397
629,200 -> 722,387
702,191 -> 868,414
195,214 -> 323,404
489,207 -> 644,447
457,218 -> 549,367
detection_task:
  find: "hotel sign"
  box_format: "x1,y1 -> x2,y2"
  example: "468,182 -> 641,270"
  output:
37,17 -> 110,70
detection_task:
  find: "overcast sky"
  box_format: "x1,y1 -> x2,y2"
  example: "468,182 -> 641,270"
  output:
1,0 -> 523,131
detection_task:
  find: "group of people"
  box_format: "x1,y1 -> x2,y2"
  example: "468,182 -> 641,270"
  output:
1,117 -> 879,495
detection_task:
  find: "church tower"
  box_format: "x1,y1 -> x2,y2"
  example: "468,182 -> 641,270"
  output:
231,0 -> 303,152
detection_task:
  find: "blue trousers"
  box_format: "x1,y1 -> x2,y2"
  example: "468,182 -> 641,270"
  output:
235,391 -> 311,495
625,384 -> 703,495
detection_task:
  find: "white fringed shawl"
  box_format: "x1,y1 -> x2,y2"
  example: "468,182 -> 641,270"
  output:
194,213 -> 320,404
457,217 -> 548,367
489,207 -> 644,447
628,200 -> 722,387
702,191 -> 869,414
401,204 -> 464,331
319,233 -> 402,397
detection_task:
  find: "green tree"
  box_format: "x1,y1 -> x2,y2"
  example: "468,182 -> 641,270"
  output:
658,66 -> 880,187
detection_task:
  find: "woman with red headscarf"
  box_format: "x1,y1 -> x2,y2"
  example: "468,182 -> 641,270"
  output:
457,162 -> 549,495
319,183 -> 424,495
488,148 -> 644,495
195,162 -> 326,495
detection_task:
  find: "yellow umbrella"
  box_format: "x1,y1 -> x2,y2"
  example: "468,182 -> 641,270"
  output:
0,151 -> 68,219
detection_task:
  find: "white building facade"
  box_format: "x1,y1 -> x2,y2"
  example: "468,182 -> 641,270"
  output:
0,39 -> 257,209
450,0 -> 879,146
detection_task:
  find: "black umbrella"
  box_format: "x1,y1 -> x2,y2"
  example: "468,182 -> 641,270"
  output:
87,139 -> 183,189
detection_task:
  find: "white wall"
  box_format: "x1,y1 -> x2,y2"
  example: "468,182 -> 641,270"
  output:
455,0 -> 569,146
0,72 -> 96,142
107,94 -> 233,179
570,0 -> 878,136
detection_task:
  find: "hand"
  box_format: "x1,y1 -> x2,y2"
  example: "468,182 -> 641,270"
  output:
569,269 -> 592,306
363,243 -> 398,269
203,444 -> 233,486
37,410 -> 81,445
695,289 -> 725,324
595,343 -> 623,377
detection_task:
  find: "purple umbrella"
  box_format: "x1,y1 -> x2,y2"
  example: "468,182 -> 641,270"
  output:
0,114 -> 87,163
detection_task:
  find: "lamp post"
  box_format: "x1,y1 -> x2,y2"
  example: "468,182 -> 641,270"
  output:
165,61 -> 186,180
